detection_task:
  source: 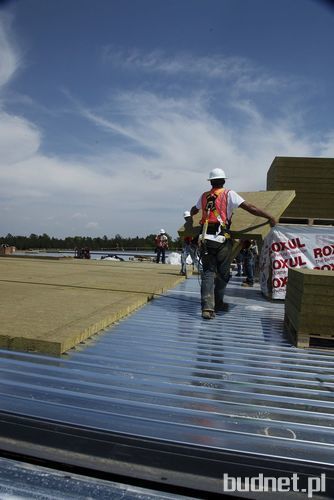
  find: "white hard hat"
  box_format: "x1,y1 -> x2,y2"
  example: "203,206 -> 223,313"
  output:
160,228 -> 166,234
207,168 -> 227,180
183,210 -> 191,217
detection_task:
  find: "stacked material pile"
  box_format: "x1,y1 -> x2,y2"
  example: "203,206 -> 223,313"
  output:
284,268 -> 334,348
267,156 -> 334,220
260,224 -> 334,300
0,246 -> 15,255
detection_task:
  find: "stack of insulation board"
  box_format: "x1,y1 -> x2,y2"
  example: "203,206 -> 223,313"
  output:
267,156 -> 334,220
284,268 -> 334,348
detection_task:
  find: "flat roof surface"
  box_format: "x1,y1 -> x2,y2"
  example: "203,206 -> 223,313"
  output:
0,257 -> 184,355
0,275 -> 333,496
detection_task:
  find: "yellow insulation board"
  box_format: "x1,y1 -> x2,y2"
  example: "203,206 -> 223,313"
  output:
0,258 -> 185,356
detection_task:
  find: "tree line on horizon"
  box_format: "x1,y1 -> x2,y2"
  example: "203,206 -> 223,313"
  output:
0,232 -> 181,251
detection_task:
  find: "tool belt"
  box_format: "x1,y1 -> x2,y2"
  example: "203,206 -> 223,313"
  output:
199,223 -> 230,245
203,233 -> 227,244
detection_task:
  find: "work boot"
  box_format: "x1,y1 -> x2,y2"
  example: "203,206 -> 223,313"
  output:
215,301 -> 229,312
202,310 -> 215,320
242,282 -> 254,287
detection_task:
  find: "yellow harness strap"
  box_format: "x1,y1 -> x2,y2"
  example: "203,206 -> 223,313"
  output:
204,188 -> 231,239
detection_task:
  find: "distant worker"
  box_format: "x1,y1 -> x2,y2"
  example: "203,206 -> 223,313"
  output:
180,211 -> 200,276
235,249 -> 244,277
74,247 -> 84,259
190,168 -> 277,320
83,247 -> 91,259
240,239 -> 259,287
155,229 -> 169,264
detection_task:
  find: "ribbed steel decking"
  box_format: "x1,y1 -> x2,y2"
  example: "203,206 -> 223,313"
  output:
0,456 -> 194,500
0,275 -> 334,497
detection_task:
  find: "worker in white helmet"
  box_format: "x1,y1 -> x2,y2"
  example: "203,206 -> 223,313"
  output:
190,168 -> 277,319
155,228 -> 169,264
180,211 -> 200,276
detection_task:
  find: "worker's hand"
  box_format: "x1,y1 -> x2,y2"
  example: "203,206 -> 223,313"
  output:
268,217 -> 277,227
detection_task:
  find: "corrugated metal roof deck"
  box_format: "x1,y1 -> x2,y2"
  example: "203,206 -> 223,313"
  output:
0,456 -> 194,500
0,275 -> 334,493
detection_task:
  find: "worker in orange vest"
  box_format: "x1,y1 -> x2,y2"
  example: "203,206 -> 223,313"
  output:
155,229 -> 169,264
190,168 -> 276,319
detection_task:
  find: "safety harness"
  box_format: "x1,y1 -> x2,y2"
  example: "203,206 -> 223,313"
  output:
199,188 -> 231,245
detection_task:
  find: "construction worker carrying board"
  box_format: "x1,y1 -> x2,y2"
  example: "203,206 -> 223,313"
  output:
190,168 -> 277,320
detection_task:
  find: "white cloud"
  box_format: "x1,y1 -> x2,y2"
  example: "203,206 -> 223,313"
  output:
102,47 -> 246,78
1,84 -> 327,236
0,25 -> 332,238
78,106 -> 143,144
86,222 -> 99,229
78,90 -> 316,194
0,14 -> 19,88
0,111 -> 40,163
318,131 -> 334,156
71,212 -> 87,219
102,47 -> 292,95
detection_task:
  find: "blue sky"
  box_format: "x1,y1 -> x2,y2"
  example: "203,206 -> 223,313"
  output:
0,0 -> 334,238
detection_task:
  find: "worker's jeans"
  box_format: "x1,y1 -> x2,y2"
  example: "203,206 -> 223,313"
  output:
235,252 -> 243,276
181,243 -> 200,273
156,247 -> 166,264
200,239 -> 233,311
243,250 -> 255,285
